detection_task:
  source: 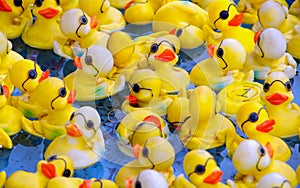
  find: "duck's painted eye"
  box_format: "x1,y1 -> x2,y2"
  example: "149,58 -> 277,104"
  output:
176,28 -> 183,37
0,85 -> 4,95
56,0 -> 59,5
14,0 -> 22,7
85,55 -> 93,65
59,87 -> 67,97
150,44 -> 159,53
35,0 -> 43,7
216,48 -> 224,58
132,83 -> 141,93
28,69 -> 37,79
194,164 -> 205,174
86,120 -> 94,129
258,146 -> 266,156
263,83 -> 270,92
63,169 -> 71,177
142,147 -> 149,157
248,112 -> 258,122
135,180 -> 142,188
47,155 -> 57,162
285,81 -> 292,91
79,15 -> 88,25
219,10 -> 229,20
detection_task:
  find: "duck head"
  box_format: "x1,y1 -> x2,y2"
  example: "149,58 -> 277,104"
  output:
79,0 -> 110,16
257,172 -> 292,188
126,169 -> 168,188
0,0 -> 32,15
33,0 -> 62,19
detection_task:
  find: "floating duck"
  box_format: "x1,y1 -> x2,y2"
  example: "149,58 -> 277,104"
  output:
236,101 -> 291,162
126,169 -> 169,188
63,45 -> 125,101
3,155 -> 74,188
147,37 -> 190,93
47,177 -> 118,188
178,86 -> 243,154
190,38 -> 254,91
116,109 -> 169,157
44,106 -> 105,169
53,8 -> 109,59
232,139 -> 297,187
79,0 -> 126,32
124,0 -> 154,25
8,59 -> 50,118
21,77 -> 76,140
152,1 -> 209,49
245,28 -> 297,80
260,71 -> 300,138
256,172 -> 293,188
0,0 -> 33,39
175,149 -> 231,188
21,0 -> 65,49
204,0 -> 255,53
121,69 -> 173,116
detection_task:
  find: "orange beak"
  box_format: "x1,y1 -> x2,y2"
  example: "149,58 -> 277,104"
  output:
143,115 -> 162,131
265,93 -> 288,105
203,170 -> 223,184
90,15 -> 98,29
207,44 -> 215,58
126,94 -> 139,107
154,49 -> 176,62
39,69 -> 50,83
2,85 -> 9,98
0,0 -> 12,12
265,142 -> 274,158
124,0 -> 134,10
254,31 -> 262,44
169,28 -> 176,35
125,177 -> 133,188
228,13 -> 243,26
66,124 -> 83,137
74,56 -> 82,69
38,7 -> 59,19
41,163 -> 57,179
132,144 -> 141,159
79,180 -> 92,188
256,119 -> 275,133
67,90 -> 76,104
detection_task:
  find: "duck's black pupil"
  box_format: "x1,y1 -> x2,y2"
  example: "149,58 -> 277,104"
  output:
63,169 -> 71,177
86,120 -> 94,129
217,48 -> 224,57
35,0 -> 43,7
260,147 -> 265,156
286,82 -> 292,91
48,155 -> 57,161
249,112 -> 258,122
151,44 -> 158,53
135,180 -> 142,188
59,88 -> 67,97
85,55 -> 93,65
176,28 -> 183,37
220,10 -> 229,19
14,0 -> 22,6
263,83 -> 270,92
80,15 -> 88,24
132,84 -> 140,93
142,147 -> 149,157
70,112 -> 75,120
56,0 -> 59,5
195,164 -> 205,174
28,69 -> 37,79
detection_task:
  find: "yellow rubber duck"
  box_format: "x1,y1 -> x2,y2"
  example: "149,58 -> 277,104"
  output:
152,1 -> 209,49
44,106 -> 105,169
64,45 -> 125,101
21,0 -> 65,49
236,101 -> 291,162
21,77 -> 76,140
256,172 -> 293,188
8,59 -> 50,118
245,28 -> 297,80
0,84 -> 25,149
116,109 -> 169,157
260,71 -> 300,138
79,0 -> 126,33
126,169 -> 169,188
53,8 -> 109,59
178,86 -> 243,154
0,0 -> 33,39
3,155 -> 74,188
59,0 -> 79,11
147,37 -> 190,93
47,177 -> 118,188
232,139 -> 297,187
175,149 -> 231,188
124,0 -> 154,25
121,69 -> 173,116
190,38 -> 254,91
204,0 -> 255,53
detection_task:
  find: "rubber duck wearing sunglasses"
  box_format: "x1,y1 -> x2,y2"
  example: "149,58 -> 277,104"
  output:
203,0 -> 255,53
236,101 -> 291,162
79,0 -> 125,33
121,69 -> 173,116
63,45 -> 125,101
152,1 -> 209,49
53,8 -> 109,59
260,71 -> 300,138
0,0 -> 33,39
1,155 -> 74,188
21,0 -> 65,49
245,28 -> 297,81
232,139 -> 297,188
256,172 -> 293,188
115,136 -> 175,188
123,0 -> 154,25
44,106 -> 105,169
190,38 -> 253,91
147,38 -> 190,93
21,77 -> 76,140
8,59 -> 50,119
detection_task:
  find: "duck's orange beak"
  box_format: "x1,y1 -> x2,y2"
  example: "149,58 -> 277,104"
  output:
90,15 -> 98,29
169,28 -> 177,35
265,142 -> 274,158
132,144 -> 141,159
256,119 -> 275,133
203,170 -> 223,184
124,0 -> 134,10
154,49 -> 176,62
265,93 -> 288,105
41,163 -> 57,179
207,44 -> 215,58
143,115 -> 162,131
126,94 -> 139,107
0,0 -> 11,12
228,13 -> 243,26
39,69 -> 50,83
2,85 -> 9,98
125,177 -> 133,188
38,7 -> 59,19
254,31 -> 262,44
67,90 -> 76,104
79,179 -> 92,188
66,124 -> 83,137
74,56 -> 82,69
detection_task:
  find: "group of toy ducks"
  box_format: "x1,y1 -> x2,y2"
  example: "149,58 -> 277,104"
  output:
1,0 -> 300,187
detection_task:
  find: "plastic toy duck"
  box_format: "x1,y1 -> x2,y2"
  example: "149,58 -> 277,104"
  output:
0,0 -> 33,39
147,38 -> 190,93
245,28 -> 297,80
79,0 -> 125,33
53,8 -> 109,59
232,139 -> 297,187
175,149 -> 231,188
152,1 -> 209,49
21,77 -> 76,140
44,106 -> 105,169
236,101 -> 291,162
63,45 -> 125,101
115,136 -> 176,188
8,59 -> 50,118
256,172 -> 293,188
126,169 -> 168,188
178,86 -> 243,153
204,0 -> 255,53
47,177 -> 118,188
116,109 -> 169,157
121,69 -> 173,116
21,0 -> 64,49
260,71 -> 300,138
3,155 -> 74,188
190,38 -> 254,91
124,0 -> 154,25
